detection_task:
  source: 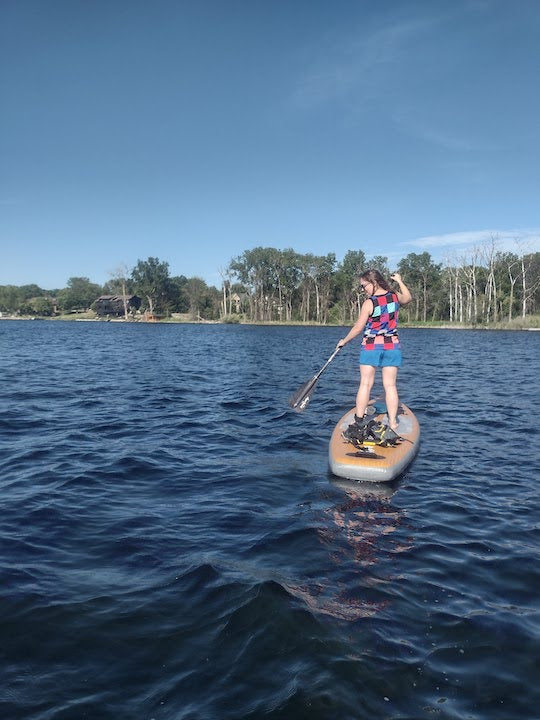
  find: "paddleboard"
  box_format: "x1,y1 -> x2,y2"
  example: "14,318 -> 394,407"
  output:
329,402 -> 420,482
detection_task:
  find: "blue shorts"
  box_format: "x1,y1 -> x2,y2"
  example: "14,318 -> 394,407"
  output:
359,348 -> 402,367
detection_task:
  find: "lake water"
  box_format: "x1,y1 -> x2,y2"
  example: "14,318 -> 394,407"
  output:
1,321 -> 539,720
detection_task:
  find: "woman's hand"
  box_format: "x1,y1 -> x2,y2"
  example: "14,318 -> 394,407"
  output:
337,338 -> 347,349
390,273 -> 412,304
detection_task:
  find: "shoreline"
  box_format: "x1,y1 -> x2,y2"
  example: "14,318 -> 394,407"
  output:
1,316 -> 538,331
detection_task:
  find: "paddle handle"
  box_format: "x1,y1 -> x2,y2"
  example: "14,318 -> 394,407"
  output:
314,347 -> 340,381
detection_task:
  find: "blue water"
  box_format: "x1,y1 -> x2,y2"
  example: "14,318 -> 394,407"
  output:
1,321 -> 539,720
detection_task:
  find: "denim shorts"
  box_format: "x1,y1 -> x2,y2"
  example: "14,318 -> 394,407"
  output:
359,348 -> 402,367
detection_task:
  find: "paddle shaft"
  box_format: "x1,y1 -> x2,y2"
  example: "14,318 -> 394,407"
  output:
289,347 -> 340,411
311,347 -> 340,383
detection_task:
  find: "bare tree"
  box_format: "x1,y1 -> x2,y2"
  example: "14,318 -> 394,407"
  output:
481,236 -> 500,324
513,238 -> 540,318
460,246 -> 480,322
218,266 -> 234,316
109,263 -> 130,320
443,258 -> 461,323
505,255 -> 520,322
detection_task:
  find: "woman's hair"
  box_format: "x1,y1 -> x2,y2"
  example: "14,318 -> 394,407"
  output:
359,269 -> 391,292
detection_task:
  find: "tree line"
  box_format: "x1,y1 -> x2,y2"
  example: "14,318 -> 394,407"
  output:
1,240 -> 539,324
223,240 -> 539,325
0,259 -> 222,320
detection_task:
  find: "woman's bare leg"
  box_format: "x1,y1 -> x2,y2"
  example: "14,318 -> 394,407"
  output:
356,365 -> 376,419
382,366 -> 399,429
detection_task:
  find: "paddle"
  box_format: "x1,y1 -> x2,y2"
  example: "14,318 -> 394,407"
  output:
288,347 -> 340,412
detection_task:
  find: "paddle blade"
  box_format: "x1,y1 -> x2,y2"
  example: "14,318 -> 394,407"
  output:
288,347 -> 340,412
288,375 -> 319,412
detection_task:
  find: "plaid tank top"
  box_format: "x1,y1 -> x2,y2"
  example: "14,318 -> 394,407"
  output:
362,291 -> 401,350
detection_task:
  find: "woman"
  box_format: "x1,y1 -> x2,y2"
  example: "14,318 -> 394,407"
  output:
337,269 -> 412,431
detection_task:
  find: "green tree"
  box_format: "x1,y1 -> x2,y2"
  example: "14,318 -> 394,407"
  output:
169,275 -> 190,313
57,277 -> 102,312
131,257 -> 171,314
277,248 -> 301,321
0,285 -> 22,313
367,255 -> 390,276
397,253 -> 442,322
184,277 -> 208,319
19,284 -> 45,300
229,247 -> 281,321
335,250 -> 367,322
309,253 -> 336,323
202,284 -> 222,320
28,296 -> 55,316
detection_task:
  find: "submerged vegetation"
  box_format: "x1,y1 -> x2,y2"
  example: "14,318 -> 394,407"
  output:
1,239 -> 539,327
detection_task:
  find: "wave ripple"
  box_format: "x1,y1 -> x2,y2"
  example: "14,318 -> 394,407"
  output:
0,323 -> 539,719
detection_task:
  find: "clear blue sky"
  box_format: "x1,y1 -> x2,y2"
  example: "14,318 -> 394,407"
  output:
1,0 -> 539,290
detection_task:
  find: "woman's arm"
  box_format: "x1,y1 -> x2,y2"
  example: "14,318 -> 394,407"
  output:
336,299 -> 372,348
390,273 -> 412,306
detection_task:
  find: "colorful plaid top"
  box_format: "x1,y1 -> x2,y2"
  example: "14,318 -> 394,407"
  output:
362,291 -> 401,350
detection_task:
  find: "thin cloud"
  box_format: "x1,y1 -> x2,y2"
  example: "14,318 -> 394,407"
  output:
293,14 -> 447,110
405,228 -> 540,255
393,112 -> 478,152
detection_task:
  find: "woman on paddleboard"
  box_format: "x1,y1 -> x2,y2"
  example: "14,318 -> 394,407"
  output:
336,269 -> 412,432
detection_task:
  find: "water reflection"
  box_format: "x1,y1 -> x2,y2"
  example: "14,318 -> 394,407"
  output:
331,477 -> 397,499
326,481 -> 410,568
284,480 -> 413,621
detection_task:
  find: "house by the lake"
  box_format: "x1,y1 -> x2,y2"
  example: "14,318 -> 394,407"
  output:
94,295 -> 141,317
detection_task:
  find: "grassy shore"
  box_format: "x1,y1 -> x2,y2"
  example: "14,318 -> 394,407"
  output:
400,315 -> 540,331
2,312 -> 539,331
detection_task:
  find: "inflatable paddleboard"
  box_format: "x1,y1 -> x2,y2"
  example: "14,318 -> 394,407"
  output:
329,403 -> 420,482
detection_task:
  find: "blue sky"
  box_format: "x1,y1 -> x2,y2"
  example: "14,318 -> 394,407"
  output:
1,0 -> 539,289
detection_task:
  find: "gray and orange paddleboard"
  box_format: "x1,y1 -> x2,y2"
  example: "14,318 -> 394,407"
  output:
329,403 -> 420,482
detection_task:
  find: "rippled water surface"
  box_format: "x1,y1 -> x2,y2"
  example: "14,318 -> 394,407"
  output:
1,321 -> 539,720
